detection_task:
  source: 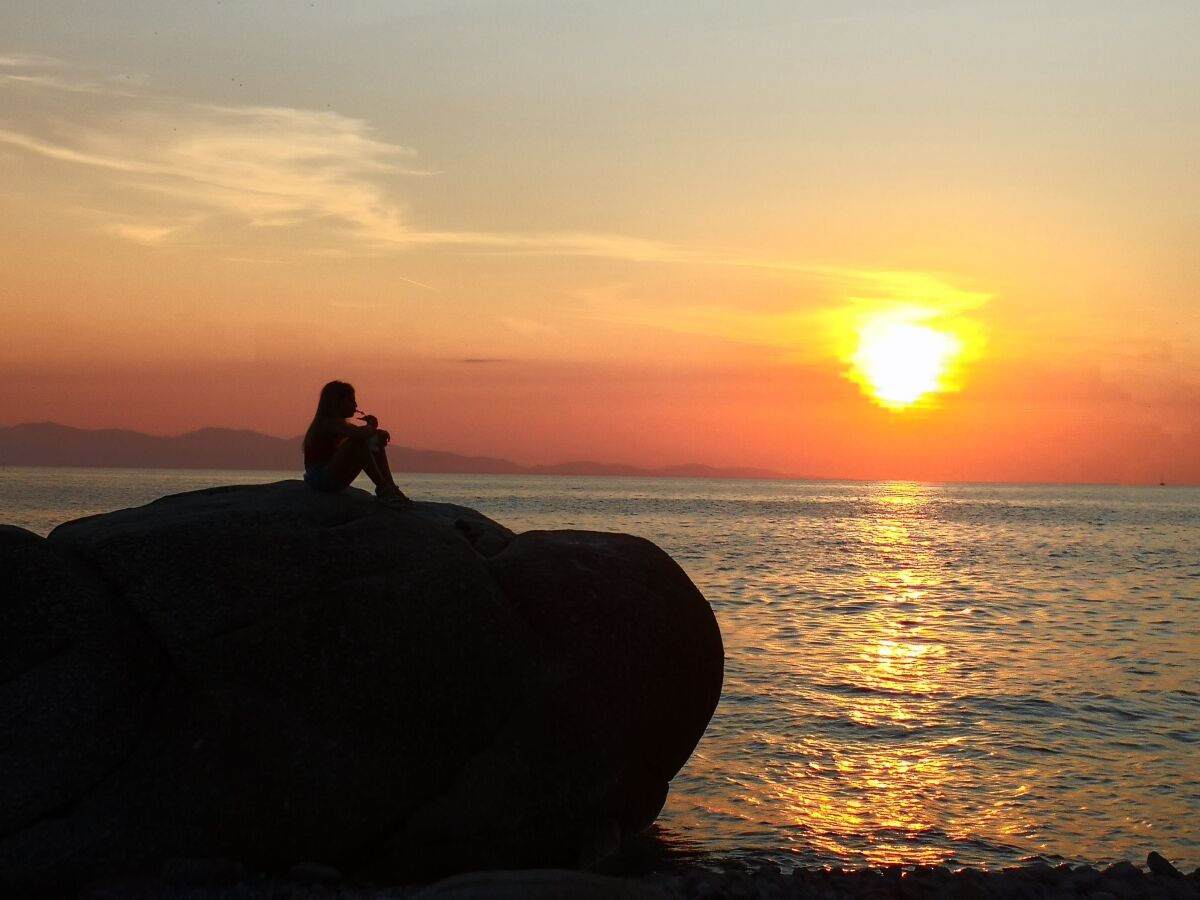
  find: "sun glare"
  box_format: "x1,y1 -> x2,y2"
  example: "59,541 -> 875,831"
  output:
824,274 -> 988,411
852,320 -> 962,409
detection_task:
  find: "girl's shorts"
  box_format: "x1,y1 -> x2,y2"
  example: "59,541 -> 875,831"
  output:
304,463 -> 332,492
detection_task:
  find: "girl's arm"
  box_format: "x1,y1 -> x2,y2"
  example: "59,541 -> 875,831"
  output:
320,416 -> 377,440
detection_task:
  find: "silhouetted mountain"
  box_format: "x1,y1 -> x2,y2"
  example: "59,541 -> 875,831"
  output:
0,422 -> 788,480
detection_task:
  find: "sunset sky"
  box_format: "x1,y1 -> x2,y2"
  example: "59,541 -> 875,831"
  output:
2,1 -> 1198,483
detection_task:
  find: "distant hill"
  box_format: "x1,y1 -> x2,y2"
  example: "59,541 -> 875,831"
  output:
0,422 -> 788,481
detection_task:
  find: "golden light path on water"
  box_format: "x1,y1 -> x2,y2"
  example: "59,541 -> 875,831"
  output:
670,481 -> 1053,867
776,483 -> 1036,864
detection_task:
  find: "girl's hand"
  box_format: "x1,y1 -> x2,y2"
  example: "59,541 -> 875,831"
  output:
358,413 -> 379,429
377,429 -> 391,445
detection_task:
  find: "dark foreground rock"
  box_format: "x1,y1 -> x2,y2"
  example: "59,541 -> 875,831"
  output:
0,481 -> 724,895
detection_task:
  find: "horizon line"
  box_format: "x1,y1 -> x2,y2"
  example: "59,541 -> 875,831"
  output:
0,421 -> 1193,489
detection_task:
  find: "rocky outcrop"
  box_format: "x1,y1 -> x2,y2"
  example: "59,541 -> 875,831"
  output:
0,481 -> 723,895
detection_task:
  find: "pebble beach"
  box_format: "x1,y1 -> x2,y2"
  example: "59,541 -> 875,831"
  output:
75,854 -> 1200,900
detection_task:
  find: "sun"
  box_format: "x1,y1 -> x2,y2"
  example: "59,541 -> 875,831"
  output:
822,273 -> 987,410
851,319 -> 963,409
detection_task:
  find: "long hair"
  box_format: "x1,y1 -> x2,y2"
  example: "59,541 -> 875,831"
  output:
303,380 -> 354,454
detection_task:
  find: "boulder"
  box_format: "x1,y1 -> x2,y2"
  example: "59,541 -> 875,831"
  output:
0,526 -> 154,837
410,868 -> 655,900
0,481 -> 723,894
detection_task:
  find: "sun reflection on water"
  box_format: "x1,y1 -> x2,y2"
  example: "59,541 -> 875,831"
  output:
753,481 -> 1040,866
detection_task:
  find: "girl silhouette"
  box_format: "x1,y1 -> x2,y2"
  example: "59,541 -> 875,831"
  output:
302,380 -> 410,506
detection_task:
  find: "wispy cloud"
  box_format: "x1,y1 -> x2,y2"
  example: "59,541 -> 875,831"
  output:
577,267 -> 993,362
5,68 -> 983,333
0,108 -> 426,240
0,128 -> 159,173
223,256 -> 286,265
0,60 -> 436,247
0,52 -> 142,96
104,223 -> 179,245
0,52 -> 61,68
0,72 -> 142,96
0,57 -> 707,262
0,55 -> 969,288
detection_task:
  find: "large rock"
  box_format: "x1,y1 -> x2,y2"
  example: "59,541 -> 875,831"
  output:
0,481 -> 723,894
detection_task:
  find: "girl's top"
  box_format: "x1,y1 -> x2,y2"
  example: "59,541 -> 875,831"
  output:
303,425 -> 344,465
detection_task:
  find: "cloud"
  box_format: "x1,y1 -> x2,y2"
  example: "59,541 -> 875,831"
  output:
0,72 -> 142,96
0,57 -> 701,261
836,269 -> 992,314
104,223 -> 178,245
0,60 -> 432,246
0,52 -> 61,68
406,229 -> 681,260
575,268 -> 994,371
0,59 -> 1009,415
0,106 -> 426,241
0,52 -> 143,96
0,55 -> 985,287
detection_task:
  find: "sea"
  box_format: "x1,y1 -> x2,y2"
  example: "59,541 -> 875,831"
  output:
2,466 -> 1198,873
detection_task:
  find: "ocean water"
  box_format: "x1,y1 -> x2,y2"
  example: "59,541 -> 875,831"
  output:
2,466 -> 1198,872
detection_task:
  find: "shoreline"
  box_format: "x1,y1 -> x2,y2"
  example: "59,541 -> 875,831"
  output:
75,856 -> 1200,900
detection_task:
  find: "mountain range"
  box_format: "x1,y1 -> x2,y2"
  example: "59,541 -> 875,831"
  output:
0,422 -> 788,481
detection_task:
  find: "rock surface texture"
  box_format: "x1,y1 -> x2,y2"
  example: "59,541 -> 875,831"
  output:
0,482 -> 724,895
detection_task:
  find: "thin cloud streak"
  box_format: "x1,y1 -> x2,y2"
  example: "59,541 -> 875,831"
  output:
0,52 -> 62,68
0,62 -> 428,244
0,73 -> 144,96
577,268 -> 993,364
0,58 -> 945,282
0,59 -> 733,265
104,223 -> 179,245
0,52 -> 143,96
2,102 -> 959,285
0,108 -> 691,261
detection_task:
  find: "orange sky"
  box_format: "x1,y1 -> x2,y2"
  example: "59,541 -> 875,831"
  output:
2,2 -> 1198,483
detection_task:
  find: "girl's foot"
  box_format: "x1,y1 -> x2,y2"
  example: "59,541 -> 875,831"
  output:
376,485 -> 411,507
